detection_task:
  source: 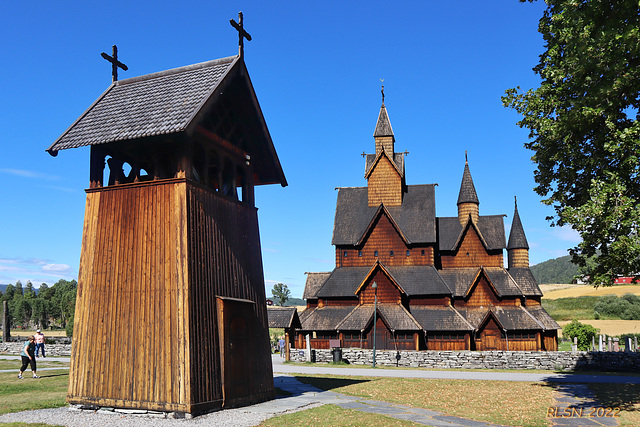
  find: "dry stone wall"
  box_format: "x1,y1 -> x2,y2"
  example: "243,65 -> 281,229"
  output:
0,342 -> 72,356
291,349 -> 640,372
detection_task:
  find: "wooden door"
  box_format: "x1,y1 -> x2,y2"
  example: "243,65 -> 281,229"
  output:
217,297 -> 255,407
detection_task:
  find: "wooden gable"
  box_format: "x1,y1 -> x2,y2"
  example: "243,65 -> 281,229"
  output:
461,274 -> 500,307
357,266 -> 403,305
440,223 -> 502,268
337,208 -> 410,267
367,152 -> 403,207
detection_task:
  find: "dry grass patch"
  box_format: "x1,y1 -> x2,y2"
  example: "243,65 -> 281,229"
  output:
544,285 -> 640,300
557,320 -> 640,337
295,375 -> 553,427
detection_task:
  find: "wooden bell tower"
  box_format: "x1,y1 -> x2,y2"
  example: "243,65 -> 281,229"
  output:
47,23 -> 286,414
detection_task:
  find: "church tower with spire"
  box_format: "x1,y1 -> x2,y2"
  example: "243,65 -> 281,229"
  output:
507,197 -> 530,268
365,91 -> 405,207
457,154 -> 479,225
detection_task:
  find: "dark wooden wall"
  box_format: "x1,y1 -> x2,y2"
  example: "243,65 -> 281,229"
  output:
337,213 -> 435,267
440,227 -> 503,268
69,179 -> 274,413
359,271 -> 401,304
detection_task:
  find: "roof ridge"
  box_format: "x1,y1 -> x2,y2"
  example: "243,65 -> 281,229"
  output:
116,55 -> 238,86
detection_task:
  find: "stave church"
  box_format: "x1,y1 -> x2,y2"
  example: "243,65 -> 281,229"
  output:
298,95 -> 559,352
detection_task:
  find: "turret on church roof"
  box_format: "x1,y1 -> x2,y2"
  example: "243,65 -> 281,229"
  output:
507,197 -> 529,250
457,154 -> 479,206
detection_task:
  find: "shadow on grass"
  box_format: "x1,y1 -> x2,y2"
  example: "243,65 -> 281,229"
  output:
536,380 -> 640,414
293,375 -> 371,393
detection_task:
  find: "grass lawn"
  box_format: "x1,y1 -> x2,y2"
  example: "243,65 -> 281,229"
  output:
293,374 -> 553,427
542,296 -> 600,321
291,374 -> 640,427
0,370 -> 69,415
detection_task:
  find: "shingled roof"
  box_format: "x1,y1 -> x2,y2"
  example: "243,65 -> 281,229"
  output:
332,185 -> 436,246
483,267 -> 524,297
457,159 -> 479,205
267,306 -> 301,329
508,268 -> 543,296
525,306 -> 561,330
385,265 -> 452,296
315,266 -> 371,298
507,199 -> 529,250
299,306 -> 355,331
303,272 -> 332,299
410,306 -> 474,331
437,216 -> 506,252
47,55 -> 286,186
374,103 -> 394,138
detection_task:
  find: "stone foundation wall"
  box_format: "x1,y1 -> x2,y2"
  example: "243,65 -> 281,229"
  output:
290,349 -> 640,371
0,342 -> 72,357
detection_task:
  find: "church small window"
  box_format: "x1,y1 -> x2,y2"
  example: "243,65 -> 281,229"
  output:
374,250 -> 378,257
390,250 -> 394,257
421,249 -> 425,256
343,251 -> 348,258
406,250 -> 410,257
358,251 -> 363,257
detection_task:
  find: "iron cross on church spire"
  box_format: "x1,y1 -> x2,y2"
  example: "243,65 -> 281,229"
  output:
101,45 -> 128,82
230,12 -> 252,57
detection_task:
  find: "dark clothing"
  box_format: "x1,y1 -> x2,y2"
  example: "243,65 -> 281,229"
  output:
20,355 -> 36,372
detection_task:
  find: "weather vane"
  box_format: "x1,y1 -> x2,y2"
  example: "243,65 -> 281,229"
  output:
380,78 -> 385,105
230,12 -> 252,57
101,45 -> 128,83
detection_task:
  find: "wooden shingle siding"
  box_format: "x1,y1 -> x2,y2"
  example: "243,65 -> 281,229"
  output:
68,179 -> 273,413
359,272 -> 401,304
457,277 -> 499,307
409,297 -> 450,306
337,213 -> 434,267
367,155 -> 402,207
508,248 -> 529,268
458,203 -> 479,225
440,227 -> 503,268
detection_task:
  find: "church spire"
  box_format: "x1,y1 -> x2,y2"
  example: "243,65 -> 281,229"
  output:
508,196 -> 530,268
457,152 -> 479,225
373,86 -> 395,155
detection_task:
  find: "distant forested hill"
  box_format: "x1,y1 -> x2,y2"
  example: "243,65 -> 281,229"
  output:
530,255 -> 580,284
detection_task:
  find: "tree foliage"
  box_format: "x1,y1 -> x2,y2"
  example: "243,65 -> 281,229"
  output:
1,279 -> 77,335
563,319 -> 599,350
271,283 -> 291,306
503,0 -> 640,285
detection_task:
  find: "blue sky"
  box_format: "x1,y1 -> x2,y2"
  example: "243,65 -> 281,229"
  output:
0,1 -> 580,297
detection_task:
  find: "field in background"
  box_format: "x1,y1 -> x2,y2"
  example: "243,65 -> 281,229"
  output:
542,284 -> 640,300
8,330 -> 67,338
557,320 -> 640,338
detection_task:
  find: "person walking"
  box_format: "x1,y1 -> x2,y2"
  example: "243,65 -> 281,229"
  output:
278,337 -> 285,358
18,335 -> 39,379
34,330 -> 46,358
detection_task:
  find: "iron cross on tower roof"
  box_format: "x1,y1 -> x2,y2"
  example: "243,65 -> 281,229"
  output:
230,12 -> 252,57
101,45 -> 128,82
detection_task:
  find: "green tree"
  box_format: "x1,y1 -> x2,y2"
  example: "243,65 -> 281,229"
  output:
271,283 -> 291,306
563,320 -> 599,351
503,0 -> 640,286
